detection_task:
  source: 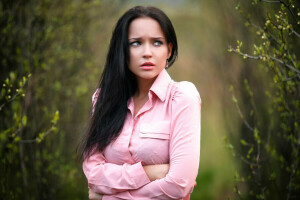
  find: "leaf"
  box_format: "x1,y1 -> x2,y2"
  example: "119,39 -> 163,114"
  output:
51,110 -> 60,124
39,132 -> 45,140
232,96 -> 238,103
240,139 -> 247,146
22,116 -> 27,126
14,136 -> 20,143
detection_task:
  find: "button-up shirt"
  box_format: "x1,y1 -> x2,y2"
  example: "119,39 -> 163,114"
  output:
83,69 -> 201,200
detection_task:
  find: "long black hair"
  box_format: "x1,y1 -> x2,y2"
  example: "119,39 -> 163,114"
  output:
78,6 -> 178,160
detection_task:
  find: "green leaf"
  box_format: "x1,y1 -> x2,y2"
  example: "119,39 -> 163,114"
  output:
22,116 -> 27,126
14,136 -> 20,143
240,139 -> 247,146
51,110 -> 60,124
232,96 -> 238,103
254,128 -> 261,143
39,132 -> 45,140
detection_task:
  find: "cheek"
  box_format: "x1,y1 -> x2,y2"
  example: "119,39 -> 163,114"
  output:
158,50 -> 168,64
129,51 -> 141,73
129,50 -> 139,64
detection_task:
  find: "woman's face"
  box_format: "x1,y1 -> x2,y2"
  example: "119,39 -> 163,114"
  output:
128,17 -> 172,83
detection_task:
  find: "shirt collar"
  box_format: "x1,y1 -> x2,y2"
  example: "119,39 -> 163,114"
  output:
149,69 -> 172,102
127,69 -> 172,111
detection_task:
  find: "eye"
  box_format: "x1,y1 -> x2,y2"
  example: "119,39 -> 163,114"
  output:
130,41 -> 140,46
154,41 -> 163,46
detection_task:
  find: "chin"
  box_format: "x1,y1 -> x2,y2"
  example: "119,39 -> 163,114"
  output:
136,72 -> 159,80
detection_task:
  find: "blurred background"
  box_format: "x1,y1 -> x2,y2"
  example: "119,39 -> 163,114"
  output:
1,0 -> 299,199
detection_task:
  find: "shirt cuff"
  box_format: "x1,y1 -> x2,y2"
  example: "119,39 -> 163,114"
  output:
131,161 -> 151,188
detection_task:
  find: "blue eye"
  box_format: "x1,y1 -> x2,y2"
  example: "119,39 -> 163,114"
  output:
154,41 -> 163,46
130,41 -> 140,46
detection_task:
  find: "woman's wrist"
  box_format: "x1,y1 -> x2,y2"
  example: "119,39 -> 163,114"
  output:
143,164 -> 169,181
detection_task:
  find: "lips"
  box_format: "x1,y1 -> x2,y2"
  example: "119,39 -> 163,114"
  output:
140,62 -> 155,70
141,62 -> 155,67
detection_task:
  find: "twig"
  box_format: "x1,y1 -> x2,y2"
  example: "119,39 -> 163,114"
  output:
234,185 -> 243,200
256,141 -> 261,164
233,97 -> 255,132
19,124 -> 55,143
229,47 -> 262,60
269,55 -> 300,74
286,128 -> 300,200
0,92 -> 22,111
259,0 -> 299,27
284,74 -> 300,81
260,0 -> 280,3
240,155 -> 259,166
229,47 -> 300,75
292,29 -> 300,39
0,76 -> 28,111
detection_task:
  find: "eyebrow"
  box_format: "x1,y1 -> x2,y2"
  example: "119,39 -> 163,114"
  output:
128,37 -> 165,40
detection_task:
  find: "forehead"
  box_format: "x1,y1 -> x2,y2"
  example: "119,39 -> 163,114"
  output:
128,17 -> 165,38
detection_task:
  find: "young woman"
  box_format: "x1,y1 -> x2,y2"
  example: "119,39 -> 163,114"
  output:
79,6 -> 201,200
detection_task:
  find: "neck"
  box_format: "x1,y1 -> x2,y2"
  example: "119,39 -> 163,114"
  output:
135,77 -> 156,98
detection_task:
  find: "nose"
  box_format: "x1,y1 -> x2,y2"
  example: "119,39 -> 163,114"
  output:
143,43 -> 152,58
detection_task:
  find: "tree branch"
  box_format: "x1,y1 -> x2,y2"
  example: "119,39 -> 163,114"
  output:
286,128 -> 300,200
0,92 -> 22,111
229,47 -> 300,75
269,55 -> 300,74
284,74 -> 300,81
229,86 -> 255,132
19,124 -> 55,143
260,0 -> 280,3
259,0 -> 299,27
292,29 -> 300,39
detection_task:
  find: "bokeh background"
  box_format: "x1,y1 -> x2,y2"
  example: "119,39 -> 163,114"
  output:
1,0 -> 299,199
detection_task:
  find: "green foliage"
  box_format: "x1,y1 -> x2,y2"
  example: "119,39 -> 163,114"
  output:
0,0 -> 107,199
228,0 -> 300,199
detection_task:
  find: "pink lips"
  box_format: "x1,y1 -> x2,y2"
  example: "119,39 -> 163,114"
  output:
140,62 -> 155,70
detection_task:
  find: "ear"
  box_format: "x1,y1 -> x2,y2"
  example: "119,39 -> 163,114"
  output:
167,43 -> 173,59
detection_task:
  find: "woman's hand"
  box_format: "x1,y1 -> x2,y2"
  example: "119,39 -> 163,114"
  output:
142,164 -> 170,181
89,188 -> 103,200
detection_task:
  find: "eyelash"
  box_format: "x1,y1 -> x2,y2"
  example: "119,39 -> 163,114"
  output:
154,41 -> 163,46
129,41 -> 163,46
130,41 -> 141,46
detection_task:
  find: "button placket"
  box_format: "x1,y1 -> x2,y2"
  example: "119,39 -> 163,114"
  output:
132,116 -> 138,132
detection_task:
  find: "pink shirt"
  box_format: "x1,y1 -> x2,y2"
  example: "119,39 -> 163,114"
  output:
83,69 -> 201,200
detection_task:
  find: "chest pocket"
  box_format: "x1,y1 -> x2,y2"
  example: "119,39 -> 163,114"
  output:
139,121 -> 170,140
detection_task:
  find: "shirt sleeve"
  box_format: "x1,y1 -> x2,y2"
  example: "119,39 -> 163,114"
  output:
83,89 -> 151,195
108,82 -> 202,199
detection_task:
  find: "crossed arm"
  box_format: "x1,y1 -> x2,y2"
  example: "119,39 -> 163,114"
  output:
88,165 -> 197,200
88,164 -> 171,200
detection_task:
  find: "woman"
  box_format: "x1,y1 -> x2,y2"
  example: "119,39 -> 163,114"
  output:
79,6 -> 201,200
